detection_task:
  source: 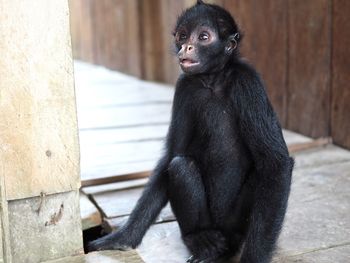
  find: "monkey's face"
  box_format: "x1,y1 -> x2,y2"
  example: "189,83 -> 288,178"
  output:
173,2 -> 240,75
174,25 -> 226,75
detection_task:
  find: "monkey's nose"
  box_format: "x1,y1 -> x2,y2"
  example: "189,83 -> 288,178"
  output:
187,45 -> 194,52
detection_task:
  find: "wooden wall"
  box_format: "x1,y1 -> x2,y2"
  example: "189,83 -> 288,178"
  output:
69,0 -> 142,77
69,0 -> 350,149
332,0 -> 350,149
222,0 -> 334,139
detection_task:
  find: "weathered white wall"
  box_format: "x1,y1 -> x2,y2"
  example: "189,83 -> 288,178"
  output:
0,0 -> 80,201
0,0 -> 83,262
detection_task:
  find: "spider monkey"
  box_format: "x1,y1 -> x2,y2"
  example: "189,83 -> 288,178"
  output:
89,1 -> 293,262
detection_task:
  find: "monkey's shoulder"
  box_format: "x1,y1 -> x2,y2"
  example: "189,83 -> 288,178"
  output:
228,60 -> 268,99
230,60 -> 263,85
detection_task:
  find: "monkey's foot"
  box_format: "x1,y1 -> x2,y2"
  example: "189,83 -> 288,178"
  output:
184,230 -> 229,263
88,232 -> 133,252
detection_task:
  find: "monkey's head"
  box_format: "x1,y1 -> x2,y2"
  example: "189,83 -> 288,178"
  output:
173,0 -> 241,75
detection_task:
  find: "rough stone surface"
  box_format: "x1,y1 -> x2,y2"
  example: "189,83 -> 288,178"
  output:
8,191 -> 83,263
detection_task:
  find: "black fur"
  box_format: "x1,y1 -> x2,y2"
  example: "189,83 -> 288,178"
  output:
89,2 -> 293,263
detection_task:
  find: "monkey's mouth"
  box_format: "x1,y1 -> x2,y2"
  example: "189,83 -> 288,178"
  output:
180,58 -> 200,68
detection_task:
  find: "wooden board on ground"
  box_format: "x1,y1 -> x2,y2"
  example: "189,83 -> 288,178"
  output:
79,125 -> 169,146
74,62 -> 174,109
105,208 -> 176,234
292,145 -> 350,169
82,178 -> 148,195
82,172 -> 151,188
81,141 -> 163,180
137,221 -> 189,263
46,250 -> 144,263
80,129 -> 313,185
74,61 -> 173,183
278,161 -> 350,256
91,186 -> 174,221
282,130 -> 312,145
80,192 -> 102,230
135,161 -> 350,263
80,129 -> 322,184
78,104 -> 171,130
274,245 -> 350,263
81,141 -> 163,168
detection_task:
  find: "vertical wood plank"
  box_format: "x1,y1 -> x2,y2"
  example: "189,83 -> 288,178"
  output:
125,0 -> 142,77
159,0 -> 187,84
70,0 -> 142,77
287,0 -> 331,138
68,0 -> 95,62
223,0 -> 288,125
332,0 -> 350,149
90,1 -> 113,70
141,0 -> 230,83
140,0 -> 164,81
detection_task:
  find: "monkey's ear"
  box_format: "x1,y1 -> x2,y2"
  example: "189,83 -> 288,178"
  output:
197,0 -> 205,5
225,33 -> 240,54
229,33 -> 240,49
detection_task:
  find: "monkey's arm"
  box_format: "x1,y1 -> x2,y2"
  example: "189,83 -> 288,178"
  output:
119,80 -> 195,245
87,156 -> 170,251
233,72 -> 293,263
118,155 -> 170,248
88,80 -> 193,251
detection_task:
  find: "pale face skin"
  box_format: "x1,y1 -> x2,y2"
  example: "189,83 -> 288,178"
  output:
174,25 -> 225,74
175,26 -> 218,72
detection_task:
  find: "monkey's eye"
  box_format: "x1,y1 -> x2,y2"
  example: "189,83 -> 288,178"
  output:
199,32 -> 209,41
176,32 -> 187,41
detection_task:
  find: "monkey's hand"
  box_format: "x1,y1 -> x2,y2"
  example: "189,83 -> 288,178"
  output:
88,230 -> 134,252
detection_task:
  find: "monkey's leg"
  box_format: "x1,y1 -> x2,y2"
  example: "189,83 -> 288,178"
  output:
168,156 -> 229,262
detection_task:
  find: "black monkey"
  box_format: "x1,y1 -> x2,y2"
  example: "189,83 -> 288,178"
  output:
89,1 -> 293,262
